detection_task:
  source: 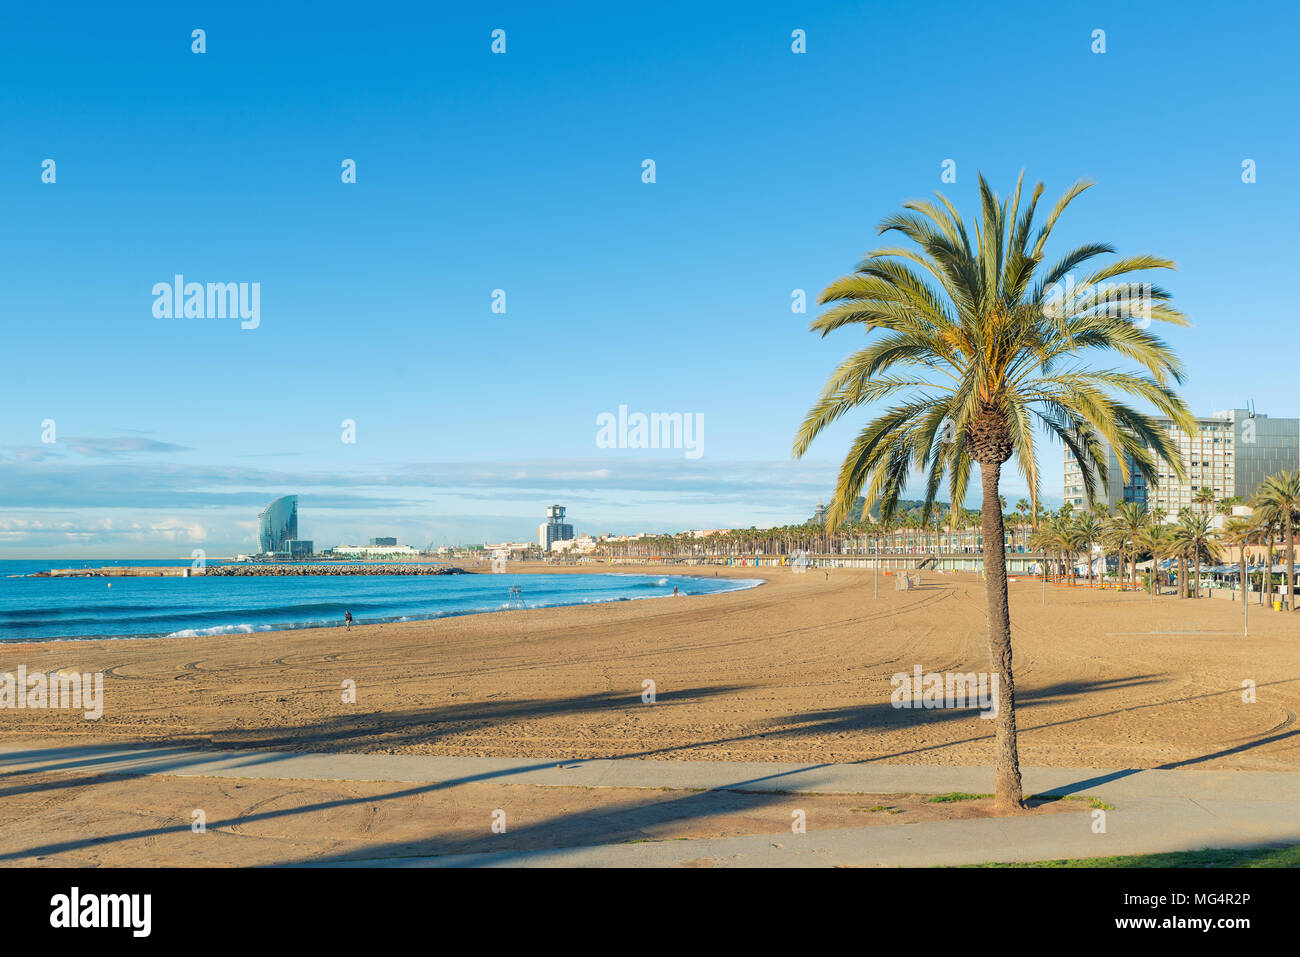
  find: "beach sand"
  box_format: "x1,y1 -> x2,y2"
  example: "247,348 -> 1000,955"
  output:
1,564 -> 1296,771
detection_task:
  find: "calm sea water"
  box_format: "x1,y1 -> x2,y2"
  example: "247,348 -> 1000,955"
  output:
0,560 -> 762,642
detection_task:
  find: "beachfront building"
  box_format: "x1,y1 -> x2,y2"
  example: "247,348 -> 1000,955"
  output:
257,495 -> 299,553
484,542 -> 535,560
538,504 -> 575,552
1064,409 -> 1299,517
549,534 -> 599,555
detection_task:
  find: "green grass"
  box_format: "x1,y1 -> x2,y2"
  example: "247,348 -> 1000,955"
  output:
966,844 -> 1300,868
925,791 -> 1114,810
1028,793 -> 1115,811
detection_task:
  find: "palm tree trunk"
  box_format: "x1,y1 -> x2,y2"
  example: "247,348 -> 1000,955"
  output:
979,461 -> 1023,811
1287,516 -> 1295,611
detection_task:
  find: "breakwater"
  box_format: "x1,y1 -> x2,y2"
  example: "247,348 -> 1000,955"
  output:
204,564 -> 469,577
35,564 -> 470,578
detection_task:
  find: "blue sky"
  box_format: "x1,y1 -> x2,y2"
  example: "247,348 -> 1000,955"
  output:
1,0 -> 1296,556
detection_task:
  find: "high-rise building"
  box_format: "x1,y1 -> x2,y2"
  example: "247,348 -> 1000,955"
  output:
369,537 -> 398,547
1064,409 -> 1299,516
257,495 -> 299,553
538,504 -> 575,551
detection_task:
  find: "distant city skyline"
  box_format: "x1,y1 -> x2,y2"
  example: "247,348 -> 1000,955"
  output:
2,0 -> 1297,556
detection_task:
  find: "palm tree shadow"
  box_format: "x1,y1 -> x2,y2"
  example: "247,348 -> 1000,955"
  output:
4,674 -> 1295,863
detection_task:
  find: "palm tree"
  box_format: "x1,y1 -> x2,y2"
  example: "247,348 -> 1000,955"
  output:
1054,504 -> 1076,583
1254,471 -> 1300,611
1219,517 -> 1255,625
1253,510 -> 1279,607
1110,502 -> 1150,591
793,172 -> 1192,809
1175,524 -> 1190,600
1193,486 -> 1215,517
1172,510 -> 1221,599
1138,523 -> 1174,600
877,514 -> 896,561
1073,512 -> 1104,586
1015,499 -> 1030,549
1030,517 -> 1065,583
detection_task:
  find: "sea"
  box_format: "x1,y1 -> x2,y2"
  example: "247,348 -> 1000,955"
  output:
0,560 -> 763,643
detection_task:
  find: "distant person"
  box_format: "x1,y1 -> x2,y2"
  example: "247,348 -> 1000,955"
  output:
344,609 -> 353,631
673,586 -> 679,597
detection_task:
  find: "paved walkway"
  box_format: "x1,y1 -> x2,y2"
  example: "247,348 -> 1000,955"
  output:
2,742 -> 1296,867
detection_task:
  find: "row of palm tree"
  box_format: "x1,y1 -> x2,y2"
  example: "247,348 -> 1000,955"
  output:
593,483 -> 1297,596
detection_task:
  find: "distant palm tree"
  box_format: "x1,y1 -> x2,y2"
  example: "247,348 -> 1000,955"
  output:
1056,506 -> 1078,583
1138,523 -> 1175,599
793,173 -> 1192,809
1219,517 -> 1255,610
1193,486 -> 1215,516
1109,502 -> 1150,590
1030,516 -> 1065,581
1175,522 -> 1190,600
1172,510 -> 1222,598
1254,471 -> 1300,611
1255,510 -> 1280,607
1015,499 -> 1030,547
1073,513 -> 1104,586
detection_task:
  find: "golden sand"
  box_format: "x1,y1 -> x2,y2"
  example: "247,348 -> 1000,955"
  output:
2,565 -> 1296,771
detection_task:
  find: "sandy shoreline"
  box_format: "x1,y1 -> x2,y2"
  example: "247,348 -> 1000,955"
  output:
2,563 -> 1298,772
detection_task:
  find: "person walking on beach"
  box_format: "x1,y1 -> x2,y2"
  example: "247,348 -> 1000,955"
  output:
344,609 -> 353,631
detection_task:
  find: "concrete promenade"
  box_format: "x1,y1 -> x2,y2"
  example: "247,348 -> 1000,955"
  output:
1,741 -> 1295,867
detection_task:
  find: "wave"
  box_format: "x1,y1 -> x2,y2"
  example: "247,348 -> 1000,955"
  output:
2,573 -> 765,642
164,623 -> 279,638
